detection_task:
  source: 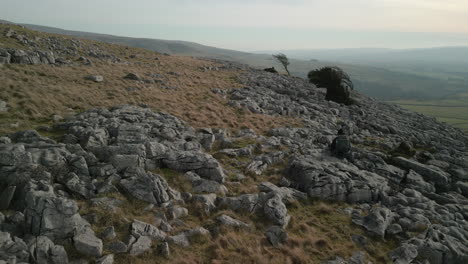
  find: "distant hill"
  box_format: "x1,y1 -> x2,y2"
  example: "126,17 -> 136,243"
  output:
257,47 -> 468,65
22,23 -> 253,60
4,20 -> 466,101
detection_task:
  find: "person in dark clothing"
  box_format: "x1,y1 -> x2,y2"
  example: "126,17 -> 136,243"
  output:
330,128 -> 351,158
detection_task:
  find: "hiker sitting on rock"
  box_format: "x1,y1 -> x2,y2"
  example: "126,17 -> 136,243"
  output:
330,129 -> 351,158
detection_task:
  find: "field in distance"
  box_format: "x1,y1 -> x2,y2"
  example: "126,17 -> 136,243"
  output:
390,94 -> 468,132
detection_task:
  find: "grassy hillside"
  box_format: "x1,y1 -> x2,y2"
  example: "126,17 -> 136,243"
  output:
0,24 -> 301,135
17,22 -> 467,101
0,23 -> 403,263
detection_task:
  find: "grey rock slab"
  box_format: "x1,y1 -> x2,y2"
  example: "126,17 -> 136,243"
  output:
130,219 -> 166,241
192,194 -> 217,213
105,241 -> 127,253
263,194 -> 290,228
96,254 -> 114,264
163,151 -> 226,183
167,227 -> 210,248
258,182 -> 307,202
28,236 -> 68,264
129,236 -> 152,256
388,244 -> 418,264
218,193 -> 264,214
120,171 -> 170,205
352,207 -> 394,238
393,157 -> 450,186
191,178 -> 228,195
216,214 -> 250,228
23,181 -> 90,240
73,231 -> 103,257
167,233 -> 190,247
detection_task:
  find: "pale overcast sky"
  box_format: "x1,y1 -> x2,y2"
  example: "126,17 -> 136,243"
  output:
2,0 -> 468,51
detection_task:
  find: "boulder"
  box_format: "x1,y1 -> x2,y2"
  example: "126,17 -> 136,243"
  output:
163,151 -> 226,183
120,171 -> 170,205
192,194 -> 217,213
73,231 -> 103,257
393,157 -> 449,186
263,194 -> 290,228
218,193 -> 264,214
96,254 -> 114,264
28,236 -> 68,264
23,181 -> 90,240
167,227 -> 210,248
216,215 -> 250,228
105,241 -> 127,253
129,236 -> 152,256
130,220 -> 166,241
0,231 -> 29,263
185,172 -> 228,195
389,244 -> 418,264
0,49 -> 11,64
85,75 -> 104,82
352,207 -> 394,238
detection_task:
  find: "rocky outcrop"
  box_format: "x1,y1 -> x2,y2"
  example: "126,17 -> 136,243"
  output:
0,48 -> 55,65
0,48 -> 467,264
0,231 -> 29,263
285,156 -> 388,203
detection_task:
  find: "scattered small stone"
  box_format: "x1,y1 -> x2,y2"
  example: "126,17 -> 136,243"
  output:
96,254 -> 114,264
0,100 -> 8,112
159,242 -> 170,258
85,75 -> 104,82
123,73 -> 141,81
99,226 -> 116,240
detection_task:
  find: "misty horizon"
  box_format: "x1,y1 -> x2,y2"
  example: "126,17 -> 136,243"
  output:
2,0 -> 468,51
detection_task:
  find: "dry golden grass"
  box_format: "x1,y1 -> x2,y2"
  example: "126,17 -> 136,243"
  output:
0,24 -> 302,135
106,200 -> 395,264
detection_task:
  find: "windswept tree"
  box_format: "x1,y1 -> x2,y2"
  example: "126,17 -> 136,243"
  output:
272,53 -> 291,75
307,66 -> 354,104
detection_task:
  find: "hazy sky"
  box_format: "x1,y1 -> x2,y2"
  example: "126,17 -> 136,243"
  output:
2,0 -> 468,51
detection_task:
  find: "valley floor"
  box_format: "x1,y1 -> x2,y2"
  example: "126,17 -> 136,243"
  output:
390,99 -> 468,132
